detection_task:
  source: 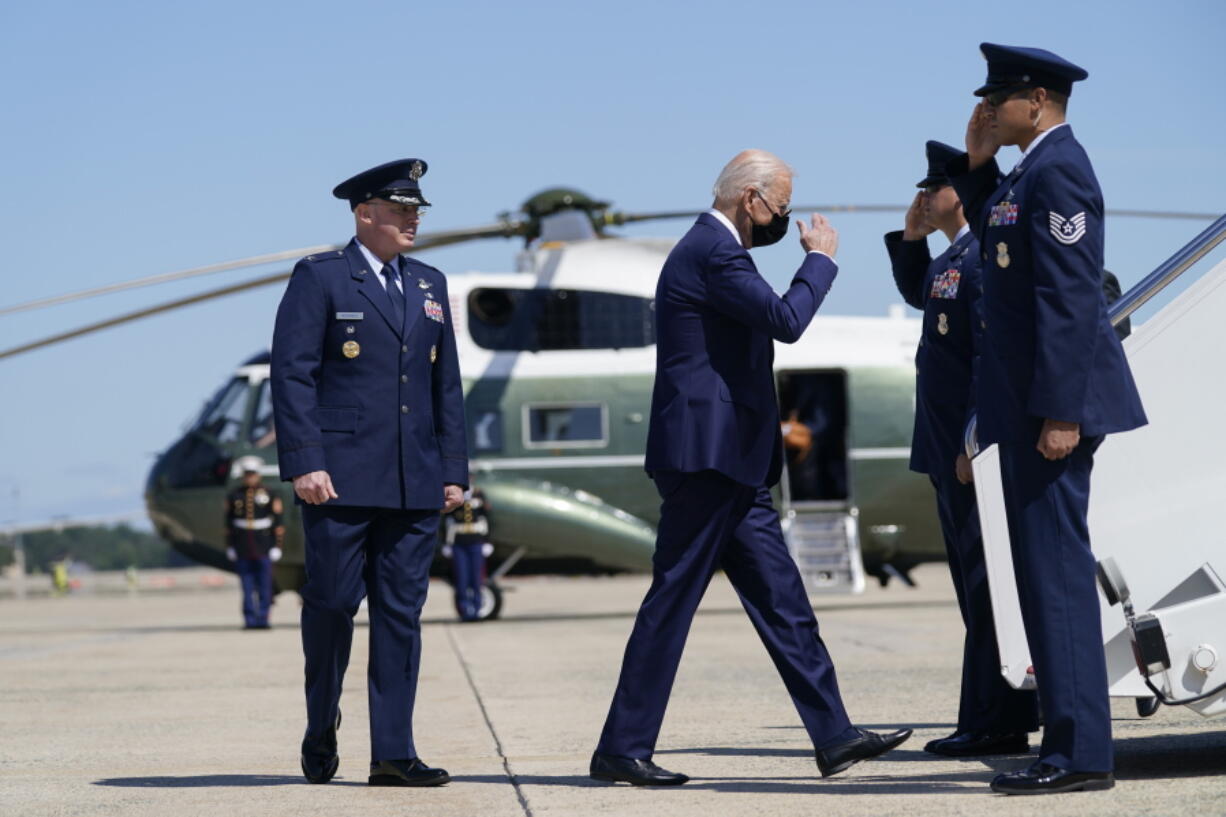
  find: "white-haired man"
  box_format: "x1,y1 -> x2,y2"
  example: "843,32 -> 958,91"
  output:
590,150 -> 911,786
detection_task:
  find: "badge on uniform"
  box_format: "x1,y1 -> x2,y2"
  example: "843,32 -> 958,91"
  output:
937,313 -> 949,335
930,269 -> 961,299
424,300 -> 445,323
430,345 -> 437,363
996,242 -> 1011,269
418,278 -> 430,289
336,312 -> 364,320
1049,211 -> 1087,245
342,340 -> 361,358
989,201 -> 1019,227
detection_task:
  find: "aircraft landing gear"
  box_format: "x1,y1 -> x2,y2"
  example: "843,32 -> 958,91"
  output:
1135,696 -> 1161,718
467,580 -> 503,621
454,546 -> 526,622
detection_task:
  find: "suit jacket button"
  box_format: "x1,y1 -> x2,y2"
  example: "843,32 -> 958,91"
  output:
401,405 -> 410,414
401,345 -> 409,353
401,375 -> 408,383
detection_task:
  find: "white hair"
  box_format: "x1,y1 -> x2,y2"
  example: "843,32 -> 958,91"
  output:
711,150 -> 793,204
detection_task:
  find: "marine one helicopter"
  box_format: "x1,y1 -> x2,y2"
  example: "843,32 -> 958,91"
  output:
4,190 -> 1212,619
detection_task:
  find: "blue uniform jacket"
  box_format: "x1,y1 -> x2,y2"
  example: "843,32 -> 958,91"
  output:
644,213 -> 837,487
885,229 -> 982,476
946,126 -> 1146,445
270,239 -> 468,509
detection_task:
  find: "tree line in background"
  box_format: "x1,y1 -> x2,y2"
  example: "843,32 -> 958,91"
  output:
0,525 -> 192,574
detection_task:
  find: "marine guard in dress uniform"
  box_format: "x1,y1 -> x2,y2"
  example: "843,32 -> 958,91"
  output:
885,141 -> 1039,756
271,158 -> 468,788
945,44 -> 1147,794
590,150 -> 911,787
224,456 -> 284,629
443,481 -> 492,622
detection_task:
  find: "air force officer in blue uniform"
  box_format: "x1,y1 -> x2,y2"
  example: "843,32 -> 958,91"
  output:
947,45 -> 1147,794
591,150 -> 911,786
271,159 -> 467,788
886,141 -> 1039,757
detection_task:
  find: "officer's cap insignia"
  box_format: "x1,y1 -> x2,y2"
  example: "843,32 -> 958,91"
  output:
409,161 -> 424,181
1049,211 -> 1087,245
996,242 -> 1011,269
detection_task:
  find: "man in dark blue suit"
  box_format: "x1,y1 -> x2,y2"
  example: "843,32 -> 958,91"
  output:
591,150 -> 911,786
271,159 -> 467,787
885,141 -> 1039,757
947,44 -> 1147,794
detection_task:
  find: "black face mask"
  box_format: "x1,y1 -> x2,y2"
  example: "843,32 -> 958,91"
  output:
751,211 -> 790,247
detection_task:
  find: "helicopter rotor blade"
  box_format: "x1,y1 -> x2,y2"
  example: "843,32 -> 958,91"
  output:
0,223 -> 527,318
0,270 -> 293,361
0,245 -> 341,317
606,205 -> 1219,225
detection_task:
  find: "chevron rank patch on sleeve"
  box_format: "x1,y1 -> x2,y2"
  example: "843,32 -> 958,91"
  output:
1049,211 -> 1087,245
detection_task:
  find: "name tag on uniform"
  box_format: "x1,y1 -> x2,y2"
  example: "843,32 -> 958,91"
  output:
930,269 -> 961,299
423,300 -> 445,323
336,312 -> 364,320
988,202 -> 1019,227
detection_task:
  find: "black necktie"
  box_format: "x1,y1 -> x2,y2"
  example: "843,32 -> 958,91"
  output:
382,262 -> 405,329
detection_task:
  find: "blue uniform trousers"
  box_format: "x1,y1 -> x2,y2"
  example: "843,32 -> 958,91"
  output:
236,557 -> 273,628
597,470 -> 853,758
930,474 -> 1039,734
998,437 -> 1112,772
450,542 -> 486,621
299,505 -> 438,761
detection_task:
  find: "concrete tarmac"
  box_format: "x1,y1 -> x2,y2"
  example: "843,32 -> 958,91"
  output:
2,565 -> 1223,817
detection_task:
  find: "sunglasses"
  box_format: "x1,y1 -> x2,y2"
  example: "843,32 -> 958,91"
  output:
983,85 -> 1033,107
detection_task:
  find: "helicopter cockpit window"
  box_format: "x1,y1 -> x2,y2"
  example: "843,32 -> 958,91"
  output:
467,288 -> 655,351
523,403 -> 607,449
194,377 -> 249,444
248,380 -> 275,447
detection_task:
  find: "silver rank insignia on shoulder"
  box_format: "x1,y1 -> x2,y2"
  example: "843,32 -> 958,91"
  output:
937,313 -> 949,335
1049,211 -> 1087,245
996,242 -> 1011,269
418,278 -> 430,289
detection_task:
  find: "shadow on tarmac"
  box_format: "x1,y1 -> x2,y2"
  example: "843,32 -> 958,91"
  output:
1114,730 -> 1226,779
420,597 -> 957,627
93,774 -> 366,788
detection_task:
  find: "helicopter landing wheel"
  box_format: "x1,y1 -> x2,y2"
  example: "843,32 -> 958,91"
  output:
456,579 -> 503,621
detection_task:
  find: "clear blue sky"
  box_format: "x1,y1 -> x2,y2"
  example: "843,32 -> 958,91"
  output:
1,0 -> 1223,527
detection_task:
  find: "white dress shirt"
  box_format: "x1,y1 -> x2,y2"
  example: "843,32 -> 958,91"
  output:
1010,122 -> 1069,174
356,240 -> 403,293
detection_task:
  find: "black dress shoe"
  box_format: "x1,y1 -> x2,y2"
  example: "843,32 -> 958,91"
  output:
816,727 -> 912,777
924,731 -> 1030,757
369,758 -> 450,787
589,752 -> 689,786
300,709 -> 341,784
991,761 -> 1114,794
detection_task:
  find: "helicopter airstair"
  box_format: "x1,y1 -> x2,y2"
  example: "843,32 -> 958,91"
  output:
780,504 -> 866,594
971,214 -> 1226,718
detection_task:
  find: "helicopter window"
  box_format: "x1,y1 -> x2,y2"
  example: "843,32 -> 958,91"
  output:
467,288 -> 655,351
523,403 -> 607,448
194,377 -> 249,444
249,380 -> 275,447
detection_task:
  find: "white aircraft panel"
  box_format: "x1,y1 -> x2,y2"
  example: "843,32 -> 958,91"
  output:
972,444 -> 1035,691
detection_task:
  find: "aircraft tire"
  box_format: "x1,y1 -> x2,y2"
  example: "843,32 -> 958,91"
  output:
454,579 -> 504,621
1135,696 -> 1161,718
